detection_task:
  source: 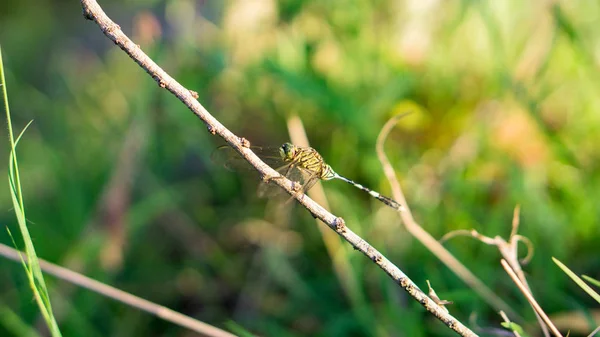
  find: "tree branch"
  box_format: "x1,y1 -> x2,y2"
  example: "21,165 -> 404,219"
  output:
79,1 -> 479,335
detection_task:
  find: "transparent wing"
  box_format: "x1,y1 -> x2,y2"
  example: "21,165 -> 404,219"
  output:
299,174 -> 320,194
257,164 -> 320,198
211,145 -> 283,171
257,164 -> 285,198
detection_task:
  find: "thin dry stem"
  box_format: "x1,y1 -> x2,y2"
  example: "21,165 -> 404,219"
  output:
77,1 -> 480,335
588,325 -> 600,337
427,280 -> 453,312
501,259 -> 562,337
375,113 -> 519,320
0,243 -> 235,337
510,205 -> 521,238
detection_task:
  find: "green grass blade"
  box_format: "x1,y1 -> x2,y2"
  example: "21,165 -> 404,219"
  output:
0,305 -> 43,337
553,257 -> 600,304
6,228 -> 52,325
501,321 -> 531,337
582,275 -> 600,288
225,321 -> 257,337
1,46 -> 62,337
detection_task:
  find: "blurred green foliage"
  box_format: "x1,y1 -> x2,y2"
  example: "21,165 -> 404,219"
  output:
1,0 -> 600,336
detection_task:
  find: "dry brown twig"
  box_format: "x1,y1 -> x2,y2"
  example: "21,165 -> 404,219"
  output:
440,206 -> 534,270
375,113 -> 519,320
501,259 -> 562,336
588,325 -> 600,337
76,0 -> 479,336
442,206 -> 558,337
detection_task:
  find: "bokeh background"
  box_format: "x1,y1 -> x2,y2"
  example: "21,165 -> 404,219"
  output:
1,0 -> 599,336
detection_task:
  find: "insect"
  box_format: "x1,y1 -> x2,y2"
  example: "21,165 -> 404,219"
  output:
214,142 -> 404,212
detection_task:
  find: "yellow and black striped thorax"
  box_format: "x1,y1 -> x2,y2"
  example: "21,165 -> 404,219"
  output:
279,143 -> 336,180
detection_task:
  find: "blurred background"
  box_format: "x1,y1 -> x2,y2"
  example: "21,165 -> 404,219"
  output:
1,0 -> 599,336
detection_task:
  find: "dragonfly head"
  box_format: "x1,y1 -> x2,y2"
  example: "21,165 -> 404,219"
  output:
279,142 -> 297,162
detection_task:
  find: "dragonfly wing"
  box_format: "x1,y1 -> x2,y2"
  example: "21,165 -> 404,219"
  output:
257,163 -> 293,198
292,165 -> 321,194
285,164 -> 316,187
300,175 -> 320,194
257,163 -> 320,197
212,145 -> 283,171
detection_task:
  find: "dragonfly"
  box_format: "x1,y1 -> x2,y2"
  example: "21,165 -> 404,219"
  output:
214,142 -> 405,212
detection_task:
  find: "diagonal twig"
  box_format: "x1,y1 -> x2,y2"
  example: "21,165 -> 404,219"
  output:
77,1 -> 479,335
0,243 -> 235,337
375,113 -> 519,320
501,259 -> 563,337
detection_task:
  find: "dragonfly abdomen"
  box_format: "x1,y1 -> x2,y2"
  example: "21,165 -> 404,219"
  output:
334,174 -> 404,211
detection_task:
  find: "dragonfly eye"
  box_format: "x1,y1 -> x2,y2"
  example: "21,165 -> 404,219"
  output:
280,143 -> 295,161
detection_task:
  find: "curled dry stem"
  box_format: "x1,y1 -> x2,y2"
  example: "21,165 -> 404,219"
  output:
443,205 -> 548,336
